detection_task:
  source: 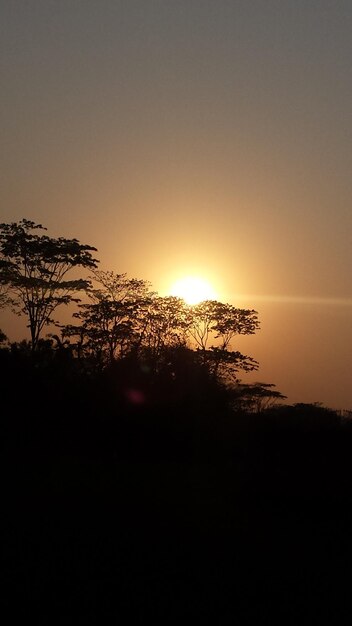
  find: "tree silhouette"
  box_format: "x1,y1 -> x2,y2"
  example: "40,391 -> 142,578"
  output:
0,218 -> 272,404
186,300 -> 260,382
137,295 -> 189,370
229,381 -> 287,412
61,280 -> 262,387
63,270 -> 154,365
0,219 -> 98,350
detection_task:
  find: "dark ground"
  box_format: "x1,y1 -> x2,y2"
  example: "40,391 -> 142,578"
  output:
3,357 -> 352,624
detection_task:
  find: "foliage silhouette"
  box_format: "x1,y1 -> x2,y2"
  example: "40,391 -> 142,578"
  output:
2,218 -> 352,624
62,270 -> 155,367
2,328 -> 352,624
0,219 -> 98,350
60,271 -> 261,386
229,381 -> 287,412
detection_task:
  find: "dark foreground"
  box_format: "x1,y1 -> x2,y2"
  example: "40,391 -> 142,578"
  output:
3,361 -> 352,624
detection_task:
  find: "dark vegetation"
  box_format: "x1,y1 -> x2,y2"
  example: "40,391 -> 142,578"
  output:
2,220 -> 352,624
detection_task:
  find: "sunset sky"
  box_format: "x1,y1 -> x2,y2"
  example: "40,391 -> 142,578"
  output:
1,0 -> 352,409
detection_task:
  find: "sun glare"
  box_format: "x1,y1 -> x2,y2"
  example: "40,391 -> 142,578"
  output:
170,276 -> 217,305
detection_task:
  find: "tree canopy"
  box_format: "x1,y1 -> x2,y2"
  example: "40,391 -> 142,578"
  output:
0,219 -> 98,350
0,218 -> 286,410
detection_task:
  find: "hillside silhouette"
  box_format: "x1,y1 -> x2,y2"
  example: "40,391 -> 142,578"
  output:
2,220 -> 352,624
3,338 -> 352,624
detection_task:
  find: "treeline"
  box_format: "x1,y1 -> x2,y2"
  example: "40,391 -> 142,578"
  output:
0,218 -> 348,471
3,303 -> 352,625
0,218 -> 287,410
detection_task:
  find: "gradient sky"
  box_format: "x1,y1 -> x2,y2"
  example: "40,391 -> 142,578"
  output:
1,0 -> 352,409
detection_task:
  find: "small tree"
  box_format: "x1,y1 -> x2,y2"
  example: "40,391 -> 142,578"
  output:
229,381 -> 287,413
0,219 -> 98,350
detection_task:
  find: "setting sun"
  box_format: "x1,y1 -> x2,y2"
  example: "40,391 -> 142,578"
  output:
170,276 -> 217,305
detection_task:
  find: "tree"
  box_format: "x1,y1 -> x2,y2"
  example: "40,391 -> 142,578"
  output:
137,295 -> 189,371
62,276 -> 190,373
186,300 -> 260,382
186,300 -> 259,350
0,219 -> 98,350
229,381 -> 286,413
63,270 -> 154,365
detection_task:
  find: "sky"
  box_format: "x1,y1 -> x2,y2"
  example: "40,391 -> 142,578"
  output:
1,0 -> 352,409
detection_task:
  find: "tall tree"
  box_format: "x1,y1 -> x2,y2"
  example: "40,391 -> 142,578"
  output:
187,300 -> 259,351
0,219 -> 98,350
63,270 -> 154,364
139,295 -> 189,370
186,300 -> 260,381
